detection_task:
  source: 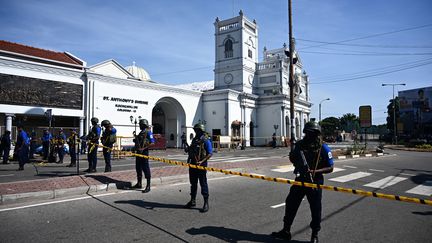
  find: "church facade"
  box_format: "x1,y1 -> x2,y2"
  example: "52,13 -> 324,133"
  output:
0,12 -> 311,147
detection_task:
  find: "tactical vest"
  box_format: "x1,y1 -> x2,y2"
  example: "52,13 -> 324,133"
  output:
188,134 -> 209,164
102,130 -> 116,146
87,125 -> 100,143
135,129 -> 150,152
292,139 -> 324,171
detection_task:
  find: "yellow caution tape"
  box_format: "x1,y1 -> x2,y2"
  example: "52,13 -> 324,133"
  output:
89,142 -> 432,206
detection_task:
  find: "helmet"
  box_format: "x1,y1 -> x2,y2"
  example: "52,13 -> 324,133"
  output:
101,120 -> 111,126
303,121 -> 321,134
193,123 -> 205,132
90,117 -> 99,123
139,119 -> 149,127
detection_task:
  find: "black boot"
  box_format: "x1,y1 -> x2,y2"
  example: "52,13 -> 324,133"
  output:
311,231 -> 319,243
271,229 -> 291,240
184,198 -> 196,208
142,178 -> 151,193
132,178 -> 142,189
200,197 -> 209,213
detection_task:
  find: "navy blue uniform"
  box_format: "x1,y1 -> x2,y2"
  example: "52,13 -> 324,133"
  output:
284,140 -> 334,234
187,134 -> 213,199
101,127 -> 117,172
56,133 -> 67,163
87,125 -> 101,171
41,132 -> 52,160
67,132 -> 78,166
0,132 -> 11,164
134,128 -> 155,180
17,130 -> 30,169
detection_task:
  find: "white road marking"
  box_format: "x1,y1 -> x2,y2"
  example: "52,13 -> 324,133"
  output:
0,174 -> 15,177
0,191 -> 130,212
368,169 -> 385,172
343,165 -> 357,169
271,203 -> 285,208
331,167 -> 346,173
363,176 -> 408,189
271,166 -> 294,173
168,175 -> 237,187
406,181 -> 432,196
329,172 -> 372,183
400,173 -> 415,176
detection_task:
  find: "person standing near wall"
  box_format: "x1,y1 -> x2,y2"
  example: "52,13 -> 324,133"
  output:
85,117 -> 101,173
0,130 -> 11,164
101,120 -> 117,172
16,125 -> 30,171
66,129 -> 78,167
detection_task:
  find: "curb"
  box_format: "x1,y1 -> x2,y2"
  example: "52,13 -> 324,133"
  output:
336,153 -> 383,160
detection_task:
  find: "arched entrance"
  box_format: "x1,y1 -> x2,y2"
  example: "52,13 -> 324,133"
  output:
152,97 -> 186,148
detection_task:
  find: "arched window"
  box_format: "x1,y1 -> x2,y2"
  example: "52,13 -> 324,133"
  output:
225,39 -> 233,58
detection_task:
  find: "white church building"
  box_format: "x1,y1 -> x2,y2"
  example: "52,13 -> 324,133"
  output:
0,11 -> 311,147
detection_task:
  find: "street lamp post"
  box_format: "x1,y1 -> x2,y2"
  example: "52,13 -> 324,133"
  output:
130,115 -> 142,135
382,83 -> 406,145
319,98 -> 330,122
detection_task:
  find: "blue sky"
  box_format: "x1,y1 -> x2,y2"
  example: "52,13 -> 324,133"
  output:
1,0 -> 431,125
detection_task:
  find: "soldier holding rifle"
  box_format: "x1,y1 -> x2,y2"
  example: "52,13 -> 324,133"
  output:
131,119 -> 155,193
272,121 -> 334,243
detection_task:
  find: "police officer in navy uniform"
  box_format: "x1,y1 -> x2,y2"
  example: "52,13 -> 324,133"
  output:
56,129 -> 67,164
41,129 -> 52,160
16,125 -> 30,171
101,120 -> 117,172
0,130 -> 11,164
66,129 -> 78,167
184,123 -> 213,213
85,117 -> 101,173
132,119 -> 155,193
272,121 -> 334,243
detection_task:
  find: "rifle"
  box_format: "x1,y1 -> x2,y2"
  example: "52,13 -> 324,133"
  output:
299,151 -> 314,183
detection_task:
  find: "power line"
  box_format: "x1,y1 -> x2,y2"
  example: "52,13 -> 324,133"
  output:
310,59 -> 432,84
312,57 -> 432,81
301,50 -> 432,56
298,24 -> 432,50
297,38 -> 432,49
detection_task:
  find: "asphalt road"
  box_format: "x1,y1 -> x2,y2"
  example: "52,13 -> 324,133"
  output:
0,149 -> 431,242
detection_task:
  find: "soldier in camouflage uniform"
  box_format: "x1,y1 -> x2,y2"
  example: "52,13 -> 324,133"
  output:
184,123 -> 213,213
132,119 -> 155,193
272,121 -> 334,243
66,129 -> 78,167
101,120 -> 117,172
85,117 -> 101,173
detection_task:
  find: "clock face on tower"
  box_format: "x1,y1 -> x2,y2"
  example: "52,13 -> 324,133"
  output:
224,73 -> 233,84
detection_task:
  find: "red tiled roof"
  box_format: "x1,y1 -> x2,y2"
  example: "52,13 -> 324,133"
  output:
0,40 -> 82,66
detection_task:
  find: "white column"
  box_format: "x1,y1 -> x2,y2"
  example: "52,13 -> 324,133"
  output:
79,117 -> 85,137
5,114 -> 14,133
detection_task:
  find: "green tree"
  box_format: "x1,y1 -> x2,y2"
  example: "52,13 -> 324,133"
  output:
320,116 -> 341,138
386,97 -> 400,133
339,113 -> 359,132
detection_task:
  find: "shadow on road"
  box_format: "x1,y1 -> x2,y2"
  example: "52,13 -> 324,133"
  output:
412,211 -> 432,216
186,226 -> 295,243
89,195 -> 188,242
115,199 -> 194,210
85,174 -> 131,189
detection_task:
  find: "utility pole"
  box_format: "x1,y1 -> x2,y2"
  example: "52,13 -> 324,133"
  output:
382,83 -> 406,145
288,0 -> 295,152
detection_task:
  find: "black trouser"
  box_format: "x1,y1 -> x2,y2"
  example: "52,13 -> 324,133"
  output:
58,146 -> 65,162
87,143 -> 98,170
189,167 -> 209,199
42,141 -> 49,160
283,177 -> 323,233
1,147 -> 10,163
103,146 -> 112,171
18,145 -> 29,167
70,147 -> 77,165
135,150 -> 150,179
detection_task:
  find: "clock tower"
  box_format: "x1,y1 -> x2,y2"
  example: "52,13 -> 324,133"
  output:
214,10 -> 258,94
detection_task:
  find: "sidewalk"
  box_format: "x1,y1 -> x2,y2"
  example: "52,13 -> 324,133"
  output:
0,157 -> 287,205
